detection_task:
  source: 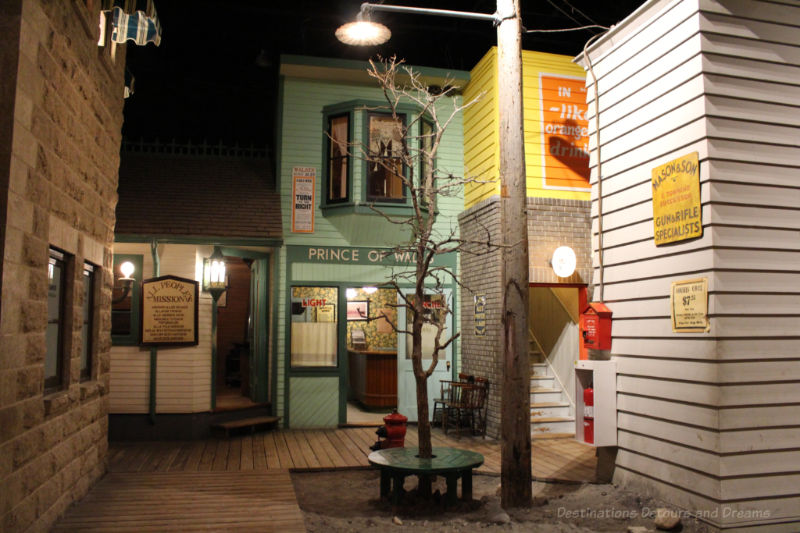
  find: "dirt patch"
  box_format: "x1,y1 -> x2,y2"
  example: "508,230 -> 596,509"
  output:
292,469 -> 712,532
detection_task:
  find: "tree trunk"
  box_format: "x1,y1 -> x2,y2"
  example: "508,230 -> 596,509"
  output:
497,0 -> 532,509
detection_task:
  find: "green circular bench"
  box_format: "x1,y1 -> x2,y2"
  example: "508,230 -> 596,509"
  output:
368,446 -> 484,507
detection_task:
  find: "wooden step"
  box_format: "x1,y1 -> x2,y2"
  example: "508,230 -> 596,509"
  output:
211,416 -> 281,438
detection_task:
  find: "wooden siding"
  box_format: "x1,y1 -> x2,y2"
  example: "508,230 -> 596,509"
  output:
579,0 -> 800,529
111,243 -> 212,414
463,47 -> 592,210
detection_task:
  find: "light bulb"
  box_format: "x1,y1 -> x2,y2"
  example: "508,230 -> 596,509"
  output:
120,261 -> 135,279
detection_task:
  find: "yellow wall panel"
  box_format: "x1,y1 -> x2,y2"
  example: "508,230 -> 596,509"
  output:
463,47 -> 592,209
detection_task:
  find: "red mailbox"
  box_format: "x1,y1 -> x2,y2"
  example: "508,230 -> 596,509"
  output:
581,302 -> 612,351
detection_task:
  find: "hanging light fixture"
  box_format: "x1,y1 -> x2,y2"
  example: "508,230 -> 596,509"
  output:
335,4 -> 391,46
203,246 -> 227,301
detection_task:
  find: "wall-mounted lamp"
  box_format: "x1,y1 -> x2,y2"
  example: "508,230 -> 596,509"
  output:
112,260 -> 136,304
551,246 -> 577,278
202,247 -> 226,301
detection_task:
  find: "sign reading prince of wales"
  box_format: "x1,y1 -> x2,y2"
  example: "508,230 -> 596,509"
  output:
141,275 -> 199,346
652,152 -> 702,246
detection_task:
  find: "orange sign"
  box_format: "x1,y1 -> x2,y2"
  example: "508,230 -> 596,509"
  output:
540,75 -> 590,190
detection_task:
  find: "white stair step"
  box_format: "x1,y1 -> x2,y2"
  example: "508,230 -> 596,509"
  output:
530,402 -> 571,418
531,416 -> 575,435
530,374 -> 554,388
530,387 -> 563,403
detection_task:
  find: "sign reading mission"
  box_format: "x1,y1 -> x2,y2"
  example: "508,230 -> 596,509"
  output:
141,275 -> 199,346
652,152 -> 702,246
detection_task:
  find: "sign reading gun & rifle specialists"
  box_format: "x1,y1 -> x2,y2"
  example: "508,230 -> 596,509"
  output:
652,152 -> 702,246
141,275 -> 199,346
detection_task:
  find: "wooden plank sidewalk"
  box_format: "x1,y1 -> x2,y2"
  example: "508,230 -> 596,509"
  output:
51,471 -> 305,532
108,426 -> 597,483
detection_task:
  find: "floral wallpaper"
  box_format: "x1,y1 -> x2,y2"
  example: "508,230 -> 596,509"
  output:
347,288 -> 397,351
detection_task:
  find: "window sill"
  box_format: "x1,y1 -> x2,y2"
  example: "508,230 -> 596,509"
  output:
43,390 -> 72,417
80,380 -> 107,401
321,203 -> 425,217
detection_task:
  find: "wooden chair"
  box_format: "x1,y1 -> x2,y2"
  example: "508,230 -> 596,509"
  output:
442,382 -> 482,438
432,380 -> 454,427
471,377 -> 489,438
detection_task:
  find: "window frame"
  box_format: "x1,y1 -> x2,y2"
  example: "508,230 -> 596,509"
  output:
111,254 -> 143,346
364,111 -> 408,204
289,285 -> 341,370
80,262 -> 97,380
45,248 -> 69,393
325,112 -> 351,205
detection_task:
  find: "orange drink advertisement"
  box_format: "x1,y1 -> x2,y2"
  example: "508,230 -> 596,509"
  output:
539,74 -> 591,190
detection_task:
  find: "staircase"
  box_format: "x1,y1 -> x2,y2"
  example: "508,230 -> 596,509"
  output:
530,346 -> 575,440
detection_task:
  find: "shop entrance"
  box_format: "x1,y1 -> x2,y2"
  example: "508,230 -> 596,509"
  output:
344,286 -> 398,426
215,254 -> 270,410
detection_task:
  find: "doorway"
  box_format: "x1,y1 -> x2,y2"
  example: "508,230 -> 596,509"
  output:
215,257 -> 251,409
344,286 -> 397,426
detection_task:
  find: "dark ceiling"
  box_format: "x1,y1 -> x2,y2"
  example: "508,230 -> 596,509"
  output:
122,0 -> 645,146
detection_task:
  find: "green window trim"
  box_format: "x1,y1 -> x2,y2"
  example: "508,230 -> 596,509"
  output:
320,99 -> 435,214
111,254 -> 143,346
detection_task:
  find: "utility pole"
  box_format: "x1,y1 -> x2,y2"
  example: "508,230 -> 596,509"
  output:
497,0 -> 532,508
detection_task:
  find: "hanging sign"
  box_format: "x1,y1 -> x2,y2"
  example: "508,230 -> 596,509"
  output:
539,74 -> 591,190
652,152 -> 702,245
291,167 -> 315,233
141,275 -> 199,346
670,277 -> 709,333
474,294 -> 486,336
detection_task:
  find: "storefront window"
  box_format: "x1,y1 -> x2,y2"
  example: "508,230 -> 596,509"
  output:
290,286 -> 338,367
367,113 -> 405,202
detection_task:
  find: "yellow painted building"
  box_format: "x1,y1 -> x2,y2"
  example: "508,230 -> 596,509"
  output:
463,47 -> 592,207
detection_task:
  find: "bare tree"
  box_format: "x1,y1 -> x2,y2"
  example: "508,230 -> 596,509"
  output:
353,57 -> 484,462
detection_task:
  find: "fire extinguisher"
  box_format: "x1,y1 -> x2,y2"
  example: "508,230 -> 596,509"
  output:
583,384 -> 594,445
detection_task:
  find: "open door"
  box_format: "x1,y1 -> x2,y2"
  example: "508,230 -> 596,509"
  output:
396,289 -> 453,422
248,258 -> 269,403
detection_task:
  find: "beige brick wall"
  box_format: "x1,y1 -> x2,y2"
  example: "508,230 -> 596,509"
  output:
458,196 -> 591,438
0,1 -> 125,531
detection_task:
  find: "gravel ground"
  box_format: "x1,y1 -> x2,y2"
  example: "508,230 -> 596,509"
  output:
292,469 -> 712,533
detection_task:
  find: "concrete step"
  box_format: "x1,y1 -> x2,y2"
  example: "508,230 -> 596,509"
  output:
532,432 -> 575,440
531,416 -> 575,435
530,374 -> 554,388
530,387 -> 563,404
530,401 -> 571,419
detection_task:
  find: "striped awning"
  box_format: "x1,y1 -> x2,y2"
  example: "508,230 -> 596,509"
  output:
110,0 -> 162,46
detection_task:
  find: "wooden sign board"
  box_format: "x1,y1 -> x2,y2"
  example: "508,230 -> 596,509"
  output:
141,275 -> 199,346
291,167 -> 315,233
474,294 -> 486,336
670,277 -> 709,333
652,152 -> 702,245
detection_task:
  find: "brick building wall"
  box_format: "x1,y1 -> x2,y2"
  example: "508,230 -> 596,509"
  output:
459,196 -> 592,438
0,1 -> 125,531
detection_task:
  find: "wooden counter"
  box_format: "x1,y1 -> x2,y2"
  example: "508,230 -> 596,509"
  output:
348,349 -> 397,408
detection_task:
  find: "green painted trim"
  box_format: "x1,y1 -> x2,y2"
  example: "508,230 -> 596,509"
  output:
114,235 -> 282,246
149,242 -> 160,425
271,252 -> 280,421
286,244 -> 457,268
282,252 -> 291,428
210,297 -> 218,411
111,254 -> 143,346
279,54 -> 471,81
219,247 -> 272,260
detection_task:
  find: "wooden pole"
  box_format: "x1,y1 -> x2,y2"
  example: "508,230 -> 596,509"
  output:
497,0 -> 532,508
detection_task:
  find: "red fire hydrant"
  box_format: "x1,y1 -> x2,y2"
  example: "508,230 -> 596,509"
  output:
382,410 -> 408,449
370,409 -> 408,451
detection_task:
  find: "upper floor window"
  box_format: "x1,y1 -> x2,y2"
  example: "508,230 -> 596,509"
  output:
46,249 -> 68,392
81,263 -> 96,380
367,113 -> 405,202
327,114 -> 349,203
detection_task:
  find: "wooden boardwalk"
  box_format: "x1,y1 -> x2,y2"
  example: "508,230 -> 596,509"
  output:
51,471 -> 305,532
107,426 -> 597,483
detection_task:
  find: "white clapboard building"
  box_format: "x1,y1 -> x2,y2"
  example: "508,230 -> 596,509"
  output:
575,0 -> 799,531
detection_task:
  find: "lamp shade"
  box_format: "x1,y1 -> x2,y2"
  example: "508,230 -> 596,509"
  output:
551,246 -> 577,278
335,20 -> 391,46
203,247 -> 226,296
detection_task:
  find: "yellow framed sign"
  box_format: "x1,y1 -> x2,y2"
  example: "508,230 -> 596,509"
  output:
652,152 -> 701,245
670,277 -> 709,333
